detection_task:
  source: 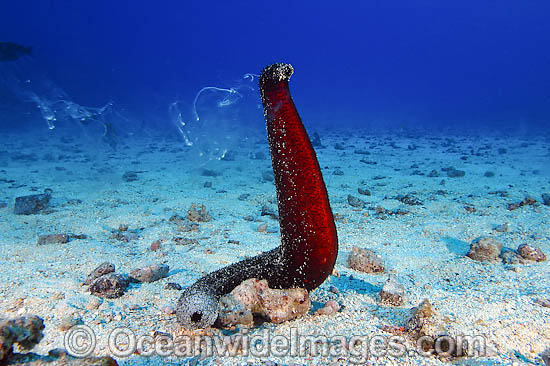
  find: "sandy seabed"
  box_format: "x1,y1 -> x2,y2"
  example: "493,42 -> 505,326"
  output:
0,126 -> 549,366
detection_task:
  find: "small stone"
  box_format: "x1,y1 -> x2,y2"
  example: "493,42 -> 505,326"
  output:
257,286 -> 310,324
173,237 -> 198,246
84,262 -> 116,285
186,204 -> 212,222
542,193 -> 550,206
507,203 -> 519,211
347,194 -> 366,208
59,314 -> 83,331
89,273 -> 129,299
122,171 -> 138,182
404,299 -> 434,336
348,246 -> 384,273
129,264 -> 169,283
427,169 -> 439,177
535,298 -> 550,308
85,297 -> 102,310
447,168 -> 465,178
260,205 -> 277,218
484,171 -> 495,177
0,316 -> 45,361
466,237 -> 502,262
150,240 -> 161,251
395,194 -> 422,206
37,234 -> 69,245
379,277 -> 406,306
218,278 -> 310,327
358,187 -> 371,196
314,300 -> 340,316
311,132 -> 323,148
165,282 -> 182,291
329,285 -> 339,294
517,243 -> 546,262
14,193 -> 51,215
499,248 -> 526,265
464,205 -> 476,213
519,197 -> 537,206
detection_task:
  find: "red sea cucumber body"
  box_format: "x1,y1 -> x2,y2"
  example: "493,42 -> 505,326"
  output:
259,63 -> 338,290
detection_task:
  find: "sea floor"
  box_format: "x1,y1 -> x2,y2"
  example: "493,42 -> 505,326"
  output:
0,127 -> 549,366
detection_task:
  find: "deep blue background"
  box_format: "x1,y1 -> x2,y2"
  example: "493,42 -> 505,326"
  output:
1,0 -> 549,133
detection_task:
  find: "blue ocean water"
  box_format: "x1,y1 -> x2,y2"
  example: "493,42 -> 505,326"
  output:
1,0 -> 549,138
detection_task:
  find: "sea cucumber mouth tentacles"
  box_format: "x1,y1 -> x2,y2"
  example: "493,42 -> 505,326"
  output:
176,63 -> 338,329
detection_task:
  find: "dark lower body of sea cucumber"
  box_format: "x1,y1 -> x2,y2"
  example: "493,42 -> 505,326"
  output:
176,63 -> 338,329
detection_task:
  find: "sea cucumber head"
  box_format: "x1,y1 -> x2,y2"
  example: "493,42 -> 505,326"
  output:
176,285 -> 219,329
259,63 -> 294,84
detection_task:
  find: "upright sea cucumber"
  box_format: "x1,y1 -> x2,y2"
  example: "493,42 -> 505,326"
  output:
176,63 -> 338,329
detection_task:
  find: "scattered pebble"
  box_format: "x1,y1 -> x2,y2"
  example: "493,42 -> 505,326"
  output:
395,194 -> 423,206
517,243 -> 546,262
187,204 -> 212,222
347,194 -> 366,208
150,240 -> 161,251
535,298 -> 550,308
59,314 -> 83,331
542,193 -> 550,206
165,282 -> 182,291
379,277 -> 406,306
14,192 -> 51,215
129,264 -> 169,283
446,168 -> 465,178
84,262 -> 116,285
122,171 -> 138,182
314,300 -> 341,316
0,316 -> 44,361
500,248 -> 526,265
85,297 -> 102,310
89,273 -> 129,299
37,234 -> 69,245
357,187 -> 371,196
0,315 -> 118,365
173,237 -> 198,246
348,246 -> 384,273
404,299 -> 434,337
466,237 -> 502,262
427,169 -> 439,177
218,278 -> 310,327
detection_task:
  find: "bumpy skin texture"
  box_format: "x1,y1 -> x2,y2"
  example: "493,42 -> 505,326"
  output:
176,63 -> 338,329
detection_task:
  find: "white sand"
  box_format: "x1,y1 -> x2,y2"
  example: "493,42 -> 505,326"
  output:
0,127 -> 548,365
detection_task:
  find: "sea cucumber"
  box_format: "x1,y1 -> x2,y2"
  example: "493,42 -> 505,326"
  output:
176,63 -> 338,329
